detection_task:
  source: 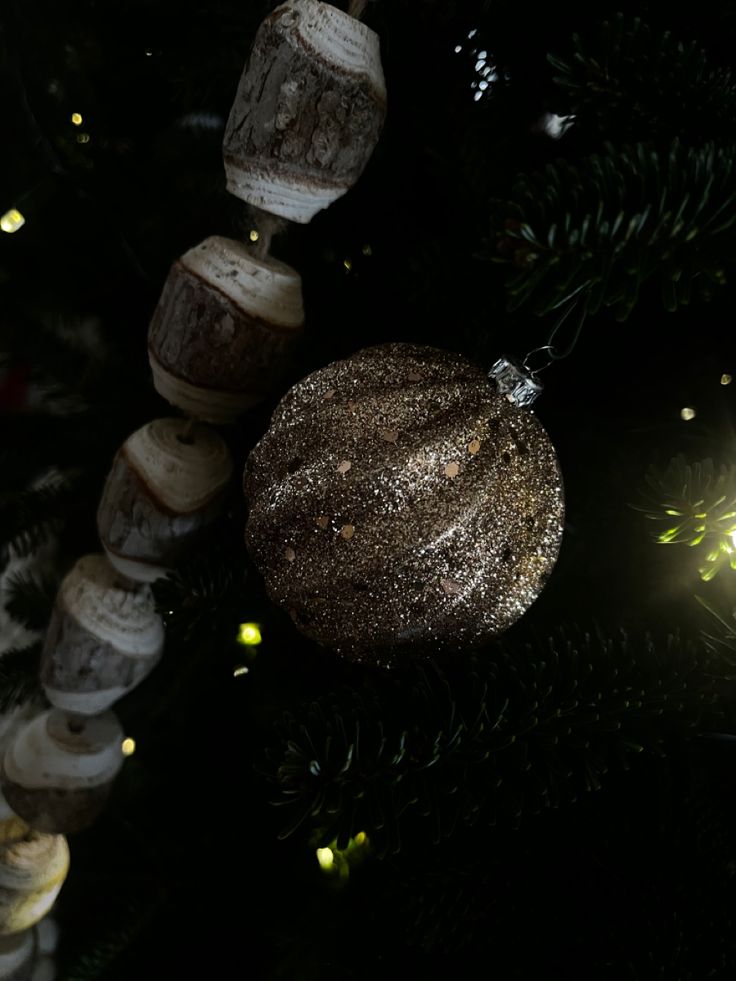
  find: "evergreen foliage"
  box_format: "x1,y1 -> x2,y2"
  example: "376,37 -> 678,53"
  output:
268,629 -> 730,856
549,15 -> 736,143
490,141 -> 736,323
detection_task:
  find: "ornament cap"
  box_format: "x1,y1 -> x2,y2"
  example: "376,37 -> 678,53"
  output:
489,356 -> 543,407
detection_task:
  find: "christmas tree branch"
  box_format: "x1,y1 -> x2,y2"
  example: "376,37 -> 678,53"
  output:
267,629 -> 730,856
549,14 -> 736,143
490,141 -> 736,322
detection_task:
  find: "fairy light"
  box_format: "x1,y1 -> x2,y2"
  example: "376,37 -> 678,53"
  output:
76,133 -> 90,144
721,374 -> 732,386
1,209 -> 25,234
249,229 -> 259,242
237,622 -> 262,646
315,834 -> 369,877
343,258 -> 352,271
70,112 -> 83,126
680,407 -> 696,421
121,738 -> 136,757
233,665 -> 250,677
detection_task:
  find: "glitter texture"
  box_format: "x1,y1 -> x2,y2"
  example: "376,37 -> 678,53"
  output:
244,343 -> 565,665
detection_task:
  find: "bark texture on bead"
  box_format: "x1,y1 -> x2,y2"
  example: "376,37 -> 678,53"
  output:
97,418 -> 233,582
0,831 -> 68,936
223,0 -> 386,222
41,555 -> 164,714
148,237 -> 304,423
2,711 -> 124,835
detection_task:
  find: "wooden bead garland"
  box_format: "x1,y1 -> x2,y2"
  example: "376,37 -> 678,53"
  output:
0,828 -> 68,936
40,555 -> 164,715
5,0 -> 386,942
148,236 -> 304,423
97,418 -> 233,583
223,0 -> 386,223
1,710 -> 124,835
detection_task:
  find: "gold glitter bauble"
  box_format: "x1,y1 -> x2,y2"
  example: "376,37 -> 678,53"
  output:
244,343 -> 564,664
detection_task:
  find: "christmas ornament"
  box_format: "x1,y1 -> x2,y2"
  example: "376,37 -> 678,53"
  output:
97,418 -> 233,582
40,554 -> 164,715
2,710 -> 124,834
244,343 -> 564,663
0,829 -> 68,935
223,0 -> 386,222
148,236 -> 304,423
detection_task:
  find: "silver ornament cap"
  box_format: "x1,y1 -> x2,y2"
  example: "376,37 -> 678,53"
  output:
489,356 -> 543,407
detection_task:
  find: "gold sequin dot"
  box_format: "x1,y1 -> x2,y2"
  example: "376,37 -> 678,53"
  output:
316,516 -> 329,529
380,429 -> 398,443
407,371 -> 423,382
340,524 -> 355,540
284,547 -> 296,562
440,578 -> 462,595
468,439 -> 481,455
337,460 -> 352,474
323,389 -> 336,400
444,462 -> 460,478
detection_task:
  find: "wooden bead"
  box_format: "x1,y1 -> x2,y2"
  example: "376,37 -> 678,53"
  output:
223,0 -> 386,223
2,710 -> 124,835
96,418 -> 233,583
148,236 -> 304,423
0,827 -> 68,935
30,918 -> 57,981
41,555 -> 164,715
0,929 -> 35,979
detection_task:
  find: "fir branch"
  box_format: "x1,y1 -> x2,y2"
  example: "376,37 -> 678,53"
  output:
0,644 -> 42,710
267,629 -> 729,856
490,141 -> 736,322
548,14 -> 736,143
637,456 -> 736,580
59,889 -> 164,981
152,529 -> 250,648
3,571 -> 57,631
0,474 -> 81,557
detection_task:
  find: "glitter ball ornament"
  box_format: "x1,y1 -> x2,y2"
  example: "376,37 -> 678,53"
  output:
244,343 -> 564,663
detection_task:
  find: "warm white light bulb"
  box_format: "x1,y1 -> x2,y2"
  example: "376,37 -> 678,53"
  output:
1,209 -> 25,234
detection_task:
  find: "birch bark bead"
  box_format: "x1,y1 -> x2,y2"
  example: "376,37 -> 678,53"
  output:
96,418 -> 233,583
1,710 -> 125,835
148,236 -> 304,424
0,830 -> 68,936
30,918 -> 57,981
41,555 -> 164,715
223,0 -> 387,223
0,929 -> 35,980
